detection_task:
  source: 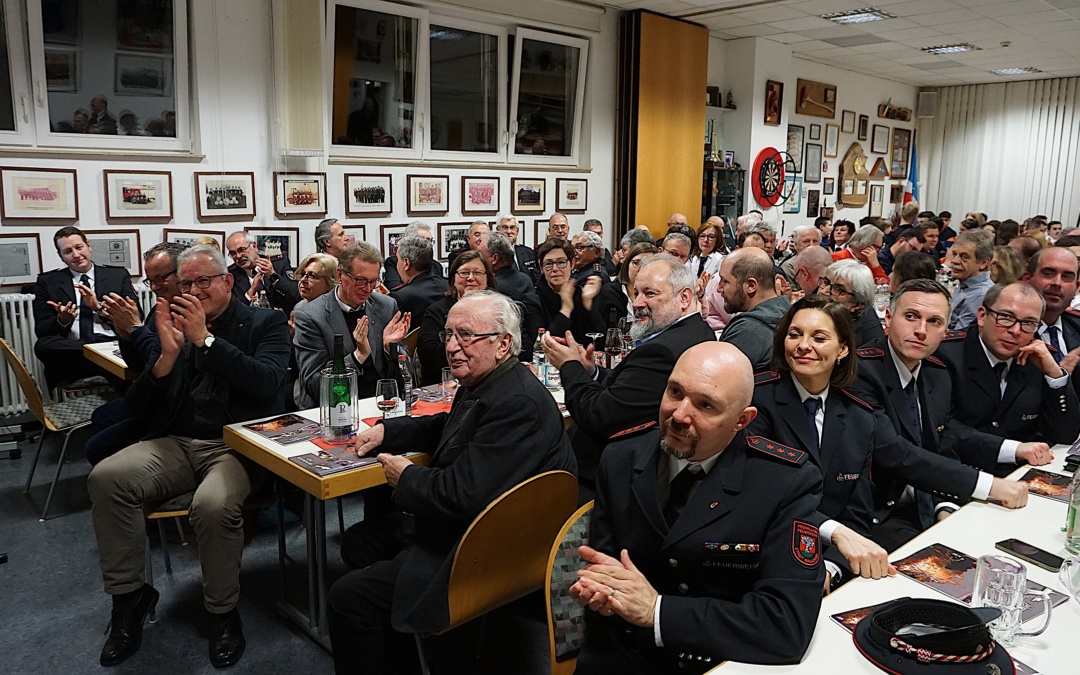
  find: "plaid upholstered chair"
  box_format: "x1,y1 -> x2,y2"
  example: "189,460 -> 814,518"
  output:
1,338 -> 111,521
545,501 -> 593,675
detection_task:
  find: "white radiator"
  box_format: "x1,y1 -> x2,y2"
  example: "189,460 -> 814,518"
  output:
0,289 -> 156,415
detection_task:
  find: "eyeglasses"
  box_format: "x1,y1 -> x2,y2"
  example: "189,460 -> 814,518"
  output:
179,273 -> 228,292
985,308 -> 1040,334
340,269 -> 379,288
698,233 -> 718,241
549,224 -> 569,232
542,259 -> 570,271
298,272 -> 327,283
142,271 -> 176,288
226,245 -> 251,258
438,330 -> 501,345
572,244 -> 595,251
818,278 -> 852,297
455,270 -> 486,279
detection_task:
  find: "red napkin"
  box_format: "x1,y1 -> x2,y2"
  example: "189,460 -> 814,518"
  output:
362,399 -> 453,427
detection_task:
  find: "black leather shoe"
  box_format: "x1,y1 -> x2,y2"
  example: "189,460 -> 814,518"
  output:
100,585 -> 160,667
209,609 -> 246,669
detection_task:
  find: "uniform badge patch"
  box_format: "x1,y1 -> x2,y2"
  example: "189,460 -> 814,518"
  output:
792,521 -> 820,568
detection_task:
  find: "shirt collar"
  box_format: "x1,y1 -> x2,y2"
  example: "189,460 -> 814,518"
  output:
790,372 -> 830,405
1039,316 -> 1064,335
635,311 -> 695,346
960,271 -> 991,290
887,341 -> 921,388
665,448 -> 722,483
334,287 -> 364,313
977,335 -> 1012,369
70,265 -> 94,282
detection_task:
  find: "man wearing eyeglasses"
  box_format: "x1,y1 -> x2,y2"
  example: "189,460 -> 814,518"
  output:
33,226 -> 141,389
88,245 -> 291,669
830,225 -> 889,284
570,231 -> 607,283
935,281 -> 1080,476
384,221 -> 444,289
947,229 -> 995,330
224,231 -> 300,313
535,212 -> 571,257
327,291 -> 576,674
496,215 -> 538,280
446,220 -> 489,269
878,228 -> 926,276
388,235 -> 447,319
293,243 -> 411,407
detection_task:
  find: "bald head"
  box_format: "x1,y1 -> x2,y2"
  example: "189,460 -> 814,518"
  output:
659,343 -> 758,461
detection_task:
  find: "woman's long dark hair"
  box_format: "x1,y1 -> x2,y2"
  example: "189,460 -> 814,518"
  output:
769,294 -> 858,388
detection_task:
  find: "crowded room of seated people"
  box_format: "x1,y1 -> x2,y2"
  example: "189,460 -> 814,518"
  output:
3,3 -> 1080,674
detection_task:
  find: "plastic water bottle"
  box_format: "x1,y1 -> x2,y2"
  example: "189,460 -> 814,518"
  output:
532,328 -> 547,382
1066,470 -> 1080,554
398,354 -> 412,415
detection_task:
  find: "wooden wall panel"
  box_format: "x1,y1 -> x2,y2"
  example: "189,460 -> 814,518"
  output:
616,11 -> 708,238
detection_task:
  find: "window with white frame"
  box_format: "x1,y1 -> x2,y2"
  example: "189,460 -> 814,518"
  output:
0,0 -> 190,151
328,0 -> 587,165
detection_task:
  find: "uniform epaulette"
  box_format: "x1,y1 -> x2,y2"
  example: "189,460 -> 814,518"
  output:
924,354 -> 947,368
1065,307 -> 1080,318
857,347 -> 884,359
942,329 -> 966,341
754,371 -> 780,385
609,420 -> 656,440
839,388 -> 874,412
746,435 -> 807,466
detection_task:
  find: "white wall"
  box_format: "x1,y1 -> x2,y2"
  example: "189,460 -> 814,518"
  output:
3,0 -> 617,284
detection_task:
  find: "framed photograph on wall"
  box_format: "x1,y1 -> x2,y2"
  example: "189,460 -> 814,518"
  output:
824,124 -> 840,158
806,189 -> 820,218
841,110 -> 856,134
764,80 -> 783,126
380,224 -> 408,259
511,178 -> 545,215
163,229 -> 226,250
786,125 -> 805,173
782,176 -> 803,214
87,229 -> 142,277
245,226 -> 300,268
890,184 -> 904,204
274,172 -> 327,218
890,128 -> 913,179
858,115 -> 869,141
437,222 -> 472,262
871,125 -> 890,154
556,178 -> 588,213
103,170 -> 173,221
342,224 -> 366,248
0,233 -> 43,286
114,54 -> 169,96
809,124 -> 821,141
869,184 -> 884,217
407,175 -> 450,216
461,176 -> 499,216
0,167 -> 79,220
823,178 -> 835,196
804,144 -> 823,183
45,48 -> 77,92
194,172 -> 256,220
533,219 -> 551,247
344,173 -> 392,217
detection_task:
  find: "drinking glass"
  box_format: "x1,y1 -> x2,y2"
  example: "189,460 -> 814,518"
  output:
440,367 -> 458,403
376,379 -> 402,419
605,328 -> 624,368
1060,556 -> 1080,606
971,555 -> 1052,646
585,332 -> 606,369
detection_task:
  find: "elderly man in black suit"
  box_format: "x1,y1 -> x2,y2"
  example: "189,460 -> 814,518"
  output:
573,343 -> 824,674
850,280 -> 1029,551
293,243 -> 410,406
388,235 -> 446,319
33,226 -> 140,388
935,281 -> 1080,476
88,245 -> 291,669
496,215 -> 538,279
383,221 -> 444,289
224,231 -> 300,313
543,253 -> 715,497
326,290 -> 577,674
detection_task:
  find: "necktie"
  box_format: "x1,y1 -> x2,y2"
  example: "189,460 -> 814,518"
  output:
803,397 -> 822,452
78,274 -> 96,343
903,379 -> 923,441
664,465 -> 704,528
343,306 -> 365,333
1045,326 -> 1063,364
993,362 -> 1007,397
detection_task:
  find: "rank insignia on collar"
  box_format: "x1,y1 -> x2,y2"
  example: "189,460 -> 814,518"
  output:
943,329 -> 966,341
792,521 -> 820,568
857,347 -> 884,359
754,370 -> 780,385
746,435 -> 808,466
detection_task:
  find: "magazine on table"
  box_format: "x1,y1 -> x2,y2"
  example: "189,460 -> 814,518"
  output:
288,447 -> 377,476
243,414 -> 321,445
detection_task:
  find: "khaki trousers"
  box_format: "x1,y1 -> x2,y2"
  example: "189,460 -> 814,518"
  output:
87,435 -> 253,614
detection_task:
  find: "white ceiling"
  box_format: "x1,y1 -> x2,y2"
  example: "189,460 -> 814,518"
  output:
585,0 -> 1080,86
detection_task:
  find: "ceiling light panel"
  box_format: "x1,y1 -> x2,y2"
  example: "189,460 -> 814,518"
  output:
923,44 -> 980,55
991,67 -> 1043,75
821,8 -> 896,25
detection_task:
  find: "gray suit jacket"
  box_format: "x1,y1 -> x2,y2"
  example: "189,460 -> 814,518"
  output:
293,289 -> 402,408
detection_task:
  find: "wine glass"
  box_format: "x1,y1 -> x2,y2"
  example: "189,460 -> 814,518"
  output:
605,328 -> 624,367
376,379 -> 400,418
585,332 -> 606,369
440,367 -> 458,403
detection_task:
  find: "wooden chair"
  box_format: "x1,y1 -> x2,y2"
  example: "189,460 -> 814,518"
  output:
143,492 -> 193,622
416,470 -> 579,674
404,327 -> 422,383
0,339 -> 111,521
545,501 -> 593,675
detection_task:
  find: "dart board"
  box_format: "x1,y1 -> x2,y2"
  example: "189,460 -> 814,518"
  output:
752,147 -> 787,207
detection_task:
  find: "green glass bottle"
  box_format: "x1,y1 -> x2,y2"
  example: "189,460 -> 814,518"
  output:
329,334 -> 352,434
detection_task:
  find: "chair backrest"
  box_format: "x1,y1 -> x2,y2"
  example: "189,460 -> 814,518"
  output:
445,470 -> 579,631
404,326 -> 420,358
0,338 -> 50,428
546,501 -> 593,675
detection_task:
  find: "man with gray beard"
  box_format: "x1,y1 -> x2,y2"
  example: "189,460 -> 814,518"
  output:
543,254 -> 715,497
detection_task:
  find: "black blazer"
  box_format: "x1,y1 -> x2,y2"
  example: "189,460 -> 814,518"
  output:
385,256 -> 444,289
576,429 -> 824,674
560,314 -> 715,485
229,255 -> 300,313
848,339 -> 985,528
379,359 -> 577,634
853,307 -> 886,347
512,244 -> 538,281
747,372 -> 876,544
33,264 -> 139,339
534,278 -> 605,345
417,296 -> 454,386
388,269 -> 447,320
934,328 -> 1080,475
593,280 -> 632,331
493,266 -> 544,363
1057,310 -> 1080,401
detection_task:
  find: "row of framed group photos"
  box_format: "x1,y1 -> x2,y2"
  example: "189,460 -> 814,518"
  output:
0,168 -> 590,225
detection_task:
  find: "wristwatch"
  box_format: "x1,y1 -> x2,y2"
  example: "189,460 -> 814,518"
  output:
200,335 -> 216,352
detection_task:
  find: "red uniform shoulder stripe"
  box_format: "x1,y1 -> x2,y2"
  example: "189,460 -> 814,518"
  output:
754,370 -> 781,385
839,388 -> 874,412
609,420 -> 657,440
746,435 -> 807,465
924,355 -> 946,368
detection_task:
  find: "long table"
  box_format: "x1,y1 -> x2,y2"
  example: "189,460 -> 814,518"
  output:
223,386 -> 568,648
712,451 -> 1078,674
82,341 -> 137,380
